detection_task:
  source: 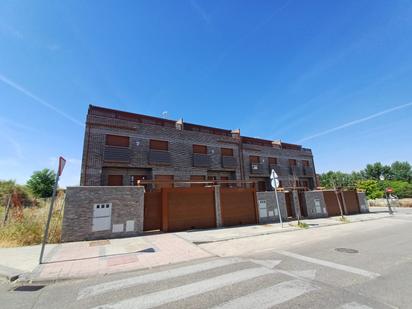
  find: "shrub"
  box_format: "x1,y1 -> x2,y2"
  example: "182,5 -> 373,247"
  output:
356,180 -> 384,199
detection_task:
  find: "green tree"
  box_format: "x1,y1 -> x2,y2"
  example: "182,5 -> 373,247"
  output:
319,171 -> 358,189
390,161 -> 412,182
26,169 -> 56,198
361,162 -> 392,180
357,179 -> 384,199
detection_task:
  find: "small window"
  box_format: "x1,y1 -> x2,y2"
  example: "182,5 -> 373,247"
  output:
106,135 -> 130,147
268,157 -> 278,165
193,144 -> 207,154
249,156 -> 260,164
289,159 -> 297,166
150,139 -> 168,151
221,148 -> 233,157
97,205 -> 100,208
302,160 -> 310,167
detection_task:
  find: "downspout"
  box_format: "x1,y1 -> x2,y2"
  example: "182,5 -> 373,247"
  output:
82,121 -> 91,186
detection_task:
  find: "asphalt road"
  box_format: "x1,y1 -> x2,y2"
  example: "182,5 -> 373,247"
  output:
1,208 -> 412,309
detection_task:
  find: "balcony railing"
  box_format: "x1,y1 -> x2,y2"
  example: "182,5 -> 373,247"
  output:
289,166 -> 304,176
222,156 -> 237,169
193,153 -> 211,168
303,166 -> 314,176
104,146 -> 131,163
148,150 -> 171,165
250,163 -> 266,174
269,164 -> 289,176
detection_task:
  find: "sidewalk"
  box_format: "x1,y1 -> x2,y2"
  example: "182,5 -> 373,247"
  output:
0,209 -> 392,283
175,210 -> 391,244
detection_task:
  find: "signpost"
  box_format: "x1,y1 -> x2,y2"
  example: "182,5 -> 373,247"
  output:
270,169 -> 283,228
39,156 -> 66,264
379,174 -> 394,215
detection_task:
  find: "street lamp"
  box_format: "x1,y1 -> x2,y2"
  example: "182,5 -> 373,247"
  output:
379,174 -> 393,215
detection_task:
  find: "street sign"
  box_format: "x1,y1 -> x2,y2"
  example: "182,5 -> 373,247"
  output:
270,169 -> 279,189
58,156 -> 66,176
386,187 -> 393,193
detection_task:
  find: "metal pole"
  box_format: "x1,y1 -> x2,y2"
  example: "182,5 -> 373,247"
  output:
274,182 -> 283,228
39,173 -> 60,264
2,194 -> 12,226
385,192 -> 394,215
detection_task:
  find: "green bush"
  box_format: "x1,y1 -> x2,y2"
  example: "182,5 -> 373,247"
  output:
357,180 -> 384,199
379,180 -> 412,199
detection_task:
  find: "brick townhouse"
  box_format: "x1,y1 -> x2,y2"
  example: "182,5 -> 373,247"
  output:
80,105 -> 317,191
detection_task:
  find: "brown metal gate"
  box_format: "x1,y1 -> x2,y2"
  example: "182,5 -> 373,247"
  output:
143,191 -> 162,231
323,190 -> 343,216
162,187 -> 216,232
285,192 -> 294,218
342,191 -> 360,215
220,188 -> 258,226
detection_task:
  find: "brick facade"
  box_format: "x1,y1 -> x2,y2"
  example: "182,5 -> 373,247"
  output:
80,105 -> 317,190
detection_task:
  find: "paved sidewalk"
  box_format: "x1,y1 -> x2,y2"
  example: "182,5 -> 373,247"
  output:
175,210 -> 392,244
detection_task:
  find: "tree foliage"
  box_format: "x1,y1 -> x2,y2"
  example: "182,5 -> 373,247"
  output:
26,169 -> 56,198
319,161 -> 412,199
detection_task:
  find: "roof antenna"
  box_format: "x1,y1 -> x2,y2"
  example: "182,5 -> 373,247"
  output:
161,111 -> 168,119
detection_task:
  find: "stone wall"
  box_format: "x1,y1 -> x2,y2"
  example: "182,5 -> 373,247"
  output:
304,191 -> 328,218
256,191 -> 288,223
61,186 -> 144,242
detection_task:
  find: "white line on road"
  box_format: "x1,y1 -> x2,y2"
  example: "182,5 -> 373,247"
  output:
92,267 -> 274,309
78,258 -> 241,300
339,301 -> 373,309
212,279 -> 319,309
278,251 -> 380,279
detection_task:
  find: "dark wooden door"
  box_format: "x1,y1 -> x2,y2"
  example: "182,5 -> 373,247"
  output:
144,191 -> 162,231
108,175 -> 123,186
220,188 -> 258,226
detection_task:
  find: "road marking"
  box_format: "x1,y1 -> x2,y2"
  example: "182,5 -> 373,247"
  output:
289,269 -> 317,280
249,259 -> 281,269
78,258 -> 241,300
212,279 -> 318,309
92,267 -> 274,309
339,301 -> 373,308
278,251 -> 380,279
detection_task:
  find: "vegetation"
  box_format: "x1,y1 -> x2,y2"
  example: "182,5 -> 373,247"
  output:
0,168 -> 62,247
320,161 -> 412,199
27,168 -> 56,198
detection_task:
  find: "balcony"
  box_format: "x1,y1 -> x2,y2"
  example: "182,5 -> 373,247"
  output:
193,153 -> 211,168
289,166 -> 304,176
250,163 -> 266,174
148,150 -> 171,165
104,146 -> 131,163
303,166 -> 315,176
222,156 -> 237,169
269,164 -> 289,176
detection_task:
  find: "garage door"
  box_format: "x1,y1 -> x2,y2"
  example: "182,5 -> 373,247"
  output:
220,188 -> 258,226
323,191 -> 343,216
342,191 -> 360,215
163,187 -> 216,232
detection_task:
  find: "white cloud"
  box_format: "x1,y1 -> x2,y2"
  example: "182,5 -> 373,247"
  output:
297,101 -> 412,143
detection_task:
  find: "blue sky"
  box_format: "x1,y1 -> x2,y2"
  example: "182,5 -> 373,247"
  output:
1,0 -> 412,187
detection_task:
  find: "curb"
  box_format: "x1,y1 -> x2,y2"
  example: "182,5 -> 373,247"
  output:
185,213 -> 392,245
0,265 -> 24,282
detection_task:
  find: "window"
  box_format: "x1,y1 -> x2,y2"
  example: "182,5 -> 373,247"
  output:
268,157 -> 278,165
190,175 -> 206,187
249,156 -> 260,164
289,159 -> 297,166
193,144 -> 207,154
221,148 -> 234,157
105,135 -> 129,147
150,139 -> 168,151
154,175 -> 174,190
302,160 -> 310,167
107,175 -> 123,186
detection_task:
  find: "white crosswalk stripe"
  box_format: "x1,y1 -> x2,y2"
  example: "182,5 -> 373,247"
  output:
91,267 -> 274,309
78,258 -> 241,300
339,302 -> 374,309
212,279 -> 319,309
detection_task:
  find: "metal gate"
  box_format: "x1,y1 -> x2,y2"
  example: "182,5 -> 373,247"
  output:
323,190 -> 343,216
143,191 -> 162,231
342,191 -> 360,215
162,187 -> 216,232
220,188 -> 258,226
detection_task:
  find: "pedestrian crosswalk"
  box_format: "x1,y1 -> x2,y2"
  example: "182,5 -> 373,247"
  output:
77,256 -> 377,309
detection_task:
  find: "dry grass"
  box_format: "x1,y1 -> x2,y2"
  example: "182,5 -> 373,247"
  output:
0,194 -> 64,248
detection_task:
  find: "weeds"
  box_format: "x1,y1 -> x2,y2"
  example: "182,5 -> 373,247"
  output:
297,222 -> 309,229
0,194 -> 64,247
339,216 -> 350,224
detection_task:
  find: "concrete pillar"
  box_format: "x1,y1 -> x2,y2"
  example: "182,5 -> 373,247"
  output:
214,185 -> 223,228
